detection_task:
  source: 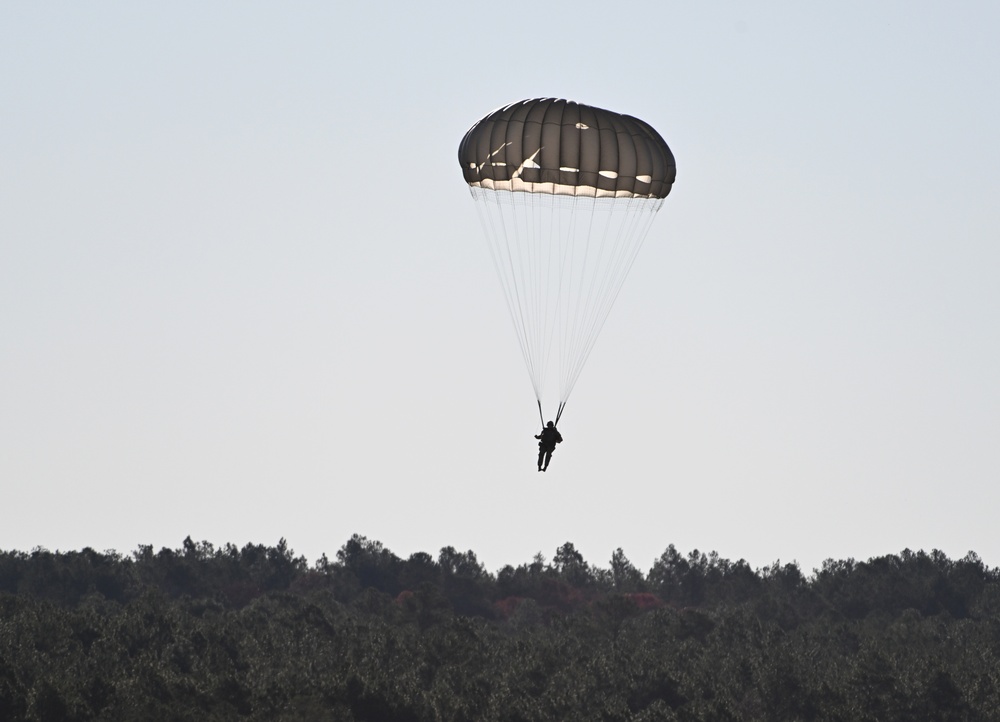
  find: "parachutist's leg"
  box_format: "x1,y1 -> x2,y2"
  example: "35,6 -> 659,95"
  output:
543,449 -> 553,471
537,448 -> 545,471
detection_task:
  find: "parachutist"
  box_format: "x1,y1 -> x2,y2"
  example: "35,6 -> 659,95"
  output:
535,421 -> 563,472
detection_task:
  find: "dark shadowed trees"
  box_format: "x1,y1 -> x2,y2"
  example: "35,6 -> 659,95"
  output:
2,537 -> 1000,721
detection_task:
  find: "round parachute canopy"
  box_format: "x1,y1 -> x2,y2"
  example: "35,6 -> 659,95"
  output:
458,99 -> 675,424
458,98 -> 675,199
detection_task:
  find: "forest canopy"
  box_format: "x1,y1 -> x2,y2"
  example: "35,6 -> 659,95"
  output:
2,537 -> 998,721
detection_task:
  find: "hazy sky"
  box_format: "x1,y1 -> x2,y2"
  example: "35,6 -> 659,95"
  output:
2,2 -> 998,576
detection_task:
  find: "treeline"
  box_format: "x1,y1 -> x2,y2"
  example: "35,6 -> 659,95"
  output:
2,536 -> 999,721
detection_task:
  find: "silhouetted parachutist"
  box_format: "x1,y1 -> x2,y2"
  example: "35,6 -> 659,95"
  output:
535,421 -> 563,472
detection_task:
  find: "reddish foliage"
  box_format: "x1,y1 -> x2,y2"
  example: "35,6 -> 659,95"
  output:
538,580 -> 587,612
625,592 -> 663,611
494,596 -> 525,619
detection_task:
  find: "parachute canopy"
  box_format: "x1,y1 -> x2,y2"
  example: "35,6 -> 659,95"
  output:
459,98 -> 675,199
459,99 -> 675,424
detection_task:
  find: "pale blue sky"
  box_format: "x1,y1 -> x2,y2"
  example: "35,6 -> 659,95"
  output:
2,2 -> 998,574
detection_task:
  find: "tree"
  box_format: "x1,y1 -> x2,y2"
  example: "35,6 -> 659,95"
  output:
610,548 -> 645,593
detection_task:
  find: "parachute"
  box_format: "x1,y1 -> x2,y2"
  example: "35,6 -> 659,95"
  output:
458,98 -> 675,424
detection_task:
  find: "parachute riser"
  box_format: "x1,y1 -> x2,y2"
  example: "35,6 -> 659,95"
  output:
536,399 -> 566,429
